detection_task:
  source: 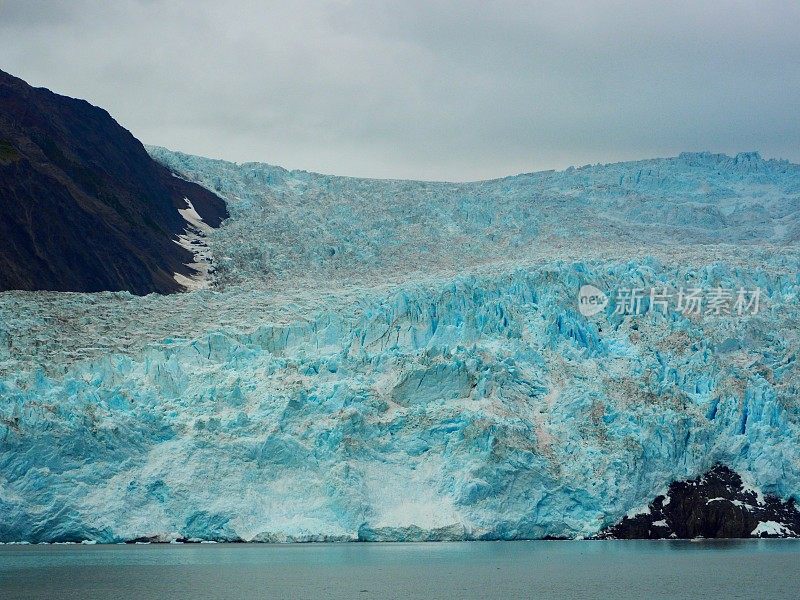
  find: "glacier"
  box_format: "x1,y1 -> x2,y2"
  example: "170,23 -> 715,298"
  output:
0,150 -> 798,542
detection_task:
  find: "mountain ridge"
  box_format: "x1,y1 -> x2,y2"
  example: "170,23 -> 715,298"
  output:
0,69 -> 227,295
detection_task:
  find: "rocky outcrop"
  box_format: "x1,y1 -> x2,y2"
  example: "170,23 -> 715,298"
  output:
0,69 -> 227,294
599,465 -> 800,539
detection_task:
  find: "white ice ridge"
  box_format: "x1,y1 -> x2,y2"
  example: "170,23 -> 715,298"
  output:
173,197 -> 214,291
0,149 -> 798,543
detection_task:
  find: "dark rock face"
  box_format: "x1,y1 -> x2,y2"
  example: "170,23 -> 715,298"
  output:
0,69 -> 227,294
599,464 -> 800,539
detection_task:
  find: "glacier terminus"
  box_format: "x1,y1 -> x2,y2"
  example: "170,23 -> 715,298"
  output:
0,150 -> 798,543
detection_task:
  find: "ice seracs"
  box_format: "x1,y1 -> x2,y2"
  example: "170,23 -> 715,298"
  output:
0,150 -> 798,542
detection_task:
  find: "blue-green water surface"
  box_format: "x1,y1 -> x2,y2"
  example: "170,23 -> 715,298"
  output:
1,540 -> 798,599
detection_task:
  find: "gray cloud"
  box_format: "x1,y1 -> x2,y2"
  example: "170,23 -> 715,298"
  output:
1,0 -> 798,180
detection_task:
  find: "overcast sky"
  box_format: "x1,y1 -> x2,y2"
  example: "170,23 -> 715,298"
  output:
1,0 -> 798,181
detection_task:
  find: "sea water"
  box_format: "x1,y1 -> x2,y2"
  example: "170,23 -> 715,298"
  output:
1,540 -> 798,599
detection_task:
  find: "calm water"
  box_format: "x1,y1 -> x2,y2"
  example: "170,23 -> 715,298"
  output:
1,540 -> 798,599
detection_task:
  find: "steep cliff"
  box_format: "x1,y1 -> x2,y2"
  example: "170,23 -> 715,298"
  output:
0,70 -> 227,294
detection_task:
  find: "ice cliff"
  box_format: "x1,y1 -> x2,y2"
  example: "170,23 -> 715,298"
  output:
0,150 -> 798,542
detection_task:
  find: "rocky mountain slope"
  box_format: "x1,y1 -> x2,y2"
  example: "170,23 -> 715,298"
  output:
0,70 -> 227,294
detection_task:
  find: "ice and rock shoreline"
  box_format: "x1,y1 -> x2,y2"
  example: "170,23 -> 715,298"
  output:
1,262 -> 797,543
4,462 -> 800,545
1,150 -> 798,543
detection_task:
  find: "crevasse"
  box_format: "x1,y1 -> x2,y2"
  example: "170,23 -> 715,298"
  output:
0,150 -> 798,542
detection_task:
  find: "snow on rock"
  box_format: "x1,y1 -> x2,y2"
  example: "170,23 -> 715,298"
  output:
173,197 -> 215,291
752,521 -> 793,537
599,465 -> 800,539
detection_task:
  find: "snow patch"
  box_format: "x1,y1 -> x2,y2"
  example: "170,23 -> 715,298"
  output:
752,521 -> 793,537
626,504 -> 651,519
173,197 -> 214,291
651,520 -> 668,527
